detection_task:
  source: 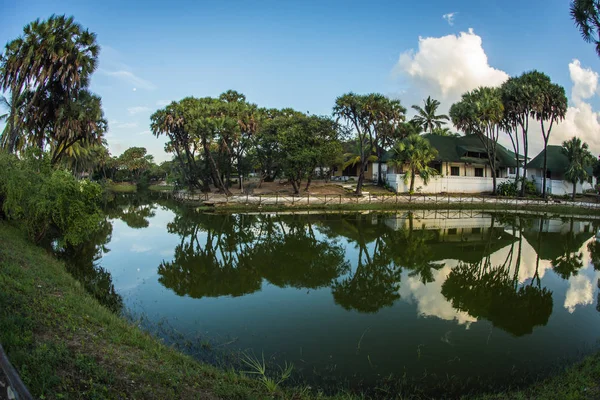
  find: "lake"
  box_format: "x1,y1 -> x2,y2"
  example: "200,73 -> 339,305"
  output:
61,193 -> 600,396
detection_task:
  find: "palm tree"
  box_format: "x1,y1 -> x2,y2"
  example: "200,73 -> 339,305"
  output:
571,0 -> 600,57
340,141 -> 377,177
389,134 -> 439,193
0,15 -> 99,154
411,96 -> 450,133
562,137 -> 594,200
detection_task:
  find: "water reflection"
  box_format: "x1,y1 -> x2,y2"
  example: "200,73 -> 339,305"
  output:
56,217 -> 123,313
65,195 -> 600,393
153,207 -> 599,336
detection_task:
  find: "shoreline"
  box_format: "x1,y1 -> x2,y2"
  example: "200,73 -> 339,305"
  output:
169,191 -> 600,216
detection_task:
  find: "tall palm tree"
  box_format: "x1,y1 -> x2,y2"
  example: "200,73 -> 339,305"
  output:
571,0 -> 600,57
411,96 -> 450,134
0,15 -> 99,154
562,136 -> 594,200
389,134 -> 439,193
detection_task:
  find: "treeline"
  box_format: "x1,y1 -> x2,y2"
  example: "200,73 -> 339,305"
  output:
0,15 -> 597,200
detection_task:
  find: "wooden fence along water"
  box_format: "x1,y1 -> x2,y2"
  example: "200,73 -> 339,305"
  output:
169,191 -> 600,210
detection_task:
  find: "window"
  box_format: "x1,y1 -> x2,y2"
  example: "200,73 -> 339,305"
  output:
588,176 -> 593,184
447,228 -> 457,235
474,168 -> 484,177
546,170 -> 552,179
365,164 -> 369,172
508,167 -> 515,175
451,166 -> 460,176
471,228 -> 481,234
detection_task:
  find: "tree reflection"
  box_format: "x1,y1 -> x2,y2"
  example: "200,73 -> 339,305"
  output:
442,218 -> 553,336
56,217 -> 123,313
157,212 -> 349,299
103,192 -> 157,229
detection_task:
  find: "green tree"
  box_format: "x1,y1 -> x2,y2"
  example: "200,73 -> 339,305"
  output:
118,147 -> 155,181
278,114 -> 342,194
450,87 -> 505,194
532,74 -> 568,198
562,137 -> 594,200
389,134 -> 439,193
501,72 -> 543,195
411,96 -> 450,134
571,0 -> 600,56
0,15 -> 100,155
365,95 -> 407,185
333,93 -> 372,195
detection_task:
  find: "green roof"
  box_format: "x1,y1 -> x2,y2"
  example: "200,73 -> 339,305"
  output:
422,134 -> 517,168
527,145 -> 593,175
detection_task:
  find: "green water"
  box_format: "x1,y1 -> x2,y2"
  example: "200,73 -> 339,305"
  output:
63,193 -> 600,395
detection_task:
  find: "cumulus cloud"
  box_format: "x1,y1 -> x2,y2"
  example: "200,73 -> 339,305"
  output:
99,69 -> 156,90
549,60 -> 600,155
395,28 -> 509,103
564,274 -> 594,313
569,60 -> 599,102
394,31 -> 600,156
442,12 -> 457,26
127,106 -> 151,115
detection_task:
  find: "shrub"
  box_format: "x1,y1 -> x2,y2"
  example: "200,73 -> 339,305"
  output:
497,181 -> 518,197
0,150 -> 103,246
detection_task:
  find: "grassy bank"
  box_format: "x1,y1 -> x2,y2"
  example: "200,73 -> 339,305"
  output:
1,221 -> 600,399
106,182 -> 138,193
0,222 -> 334,400
148,184 -> 175,192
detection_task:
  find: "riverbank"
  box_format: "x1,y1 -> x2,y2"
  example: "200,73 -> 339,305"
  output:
175,191 -> 600,216
1,221 -> 600,399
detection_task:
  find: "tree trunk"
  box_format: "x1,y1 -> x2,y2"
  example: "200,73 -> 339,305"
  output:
290,179 -> 300,195
542,140 -> 549,199
203,141 -> 231,195
304,176 -> 312,191
355,160 -> 366,196
377,147 -> 384,186
410,170 -> 416,193
519,121 -> 529,197
572,180 -> 577,201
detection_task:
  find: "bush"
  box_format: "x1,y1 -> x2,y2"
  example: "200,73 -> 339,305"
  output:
0,150 -> 103,246
496,178 -> 538,197
497,181 -> 518,197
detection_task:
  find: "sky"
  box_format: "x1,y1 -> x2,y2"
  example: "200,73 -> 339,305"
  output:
1,0 -> 600,162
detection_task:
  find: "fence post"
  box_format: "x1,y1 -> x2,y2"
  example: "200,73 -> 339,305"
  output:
339,194 -> 342,204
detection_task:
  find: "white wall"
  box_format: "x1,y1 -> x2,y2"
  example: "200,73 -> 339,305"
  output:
387,173 -> 511,194
527,168 -> 596,196
372,163 -> 388,182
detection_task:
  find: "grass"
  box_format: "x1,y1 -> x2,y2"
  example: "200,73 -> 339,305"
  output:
106,182 -> 137,193
1,220 -> 600,399
148,184 -> 175,192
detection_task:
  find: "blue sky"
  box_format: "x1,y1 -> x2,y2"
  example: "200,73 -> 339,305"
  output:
2,0 -> 600,161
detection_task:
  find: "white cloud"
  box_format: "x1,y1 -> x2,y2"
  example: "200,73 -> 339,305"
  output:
564,274 -> 594,313
99,69 -> 156,90
127,106 -> 151,115
131,244 -> 152,253
395,29 -> 509,103
112,121 -> 138,129
549,60 -> 600,155
569,59 -> 599,102
156,100 -> 170,107
442,12 -> 457,26
138,130 -> 151,136
399,263 -> 477,326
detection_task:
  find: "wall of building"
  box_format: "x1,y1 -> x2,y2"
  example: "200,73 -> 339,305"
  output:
386,173 -> 511,194
527,168 -> 596,196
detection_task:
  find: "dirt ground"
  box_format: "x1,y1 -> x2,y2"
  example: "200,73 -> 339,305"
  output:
219,179 -> 393,196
